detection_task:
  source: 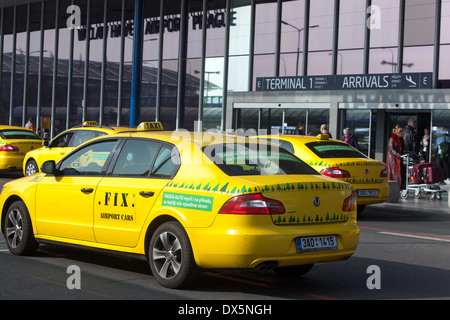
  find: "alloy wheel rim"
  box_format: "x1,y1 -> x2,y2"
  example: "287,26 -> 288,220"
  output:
6,209 -> 23,249
152,231 -> 182,280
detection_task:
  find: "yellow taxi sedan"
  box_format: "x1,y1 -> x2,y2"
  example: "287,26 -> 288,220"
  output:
1,127 -> 359,289
257,134 -> 389,214
0,125 -> 43,172
23,121 -> 143,176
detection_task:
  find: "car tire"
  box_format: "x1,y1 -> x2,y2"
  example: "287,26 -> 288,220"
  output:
148,221 -> 199,289
274,264 -> 314,278
4,201 -> 39,256
25,159 -> 39,176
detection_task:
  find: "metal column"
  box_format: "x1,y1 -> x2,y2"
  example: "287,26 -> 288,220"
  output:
130,0 -> 144,127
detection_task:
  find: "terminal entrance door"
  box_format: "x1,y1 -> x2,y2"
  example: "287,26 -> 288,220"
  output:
386,111 -> 432,159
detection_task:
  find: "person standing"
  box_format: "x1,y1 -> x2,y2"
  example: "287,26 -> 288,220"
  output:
403,118 -> 418,155
320,123 -> 332,139
420,128 -> 430,162
25,118 -> 35,132
434,132 -> 450,184
296,121 -> 306,135
386,125 -> 406,190
341,127 -> 359,150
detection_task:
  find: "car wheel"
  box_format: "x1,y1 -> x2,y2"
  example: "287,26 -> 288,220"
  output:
4,201 -> 39,256
25,159 -> 38,176
274,264 -> 314,278
148,221 -> 199,289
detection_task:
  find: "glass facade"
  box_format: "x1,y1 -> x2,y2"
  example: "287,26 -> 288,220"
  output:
0,0 -> 449,143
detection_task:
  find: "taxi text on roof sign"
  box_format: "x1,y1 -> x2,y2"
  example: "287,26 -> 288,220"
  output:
83,121 -> 98,125
316,134 -> 330,140
137,122 -> 164,131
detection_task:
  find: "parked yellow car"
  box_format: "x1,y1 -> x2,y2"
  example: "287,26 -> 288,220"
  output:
257,134 -> 389,214
23,121 -> 145,176
0,125 -> 43,172
1,130 -> 359,288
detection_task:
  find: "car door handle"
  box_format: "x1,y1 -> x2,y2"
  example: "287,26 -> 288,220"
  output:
81,188 -> 94,194
139,191 -> 154,197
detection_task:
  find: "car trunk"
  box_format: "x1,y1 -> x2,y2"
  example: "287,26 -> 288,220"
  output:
235,175 -> 354,226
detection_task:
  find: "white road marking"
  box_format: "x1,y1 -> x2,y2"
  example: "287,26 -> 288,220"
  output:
379,231 -> 450,243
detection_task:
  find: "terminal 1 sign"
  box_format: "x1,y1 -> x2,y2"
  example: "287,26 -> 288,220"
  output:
256,73 -> 432,91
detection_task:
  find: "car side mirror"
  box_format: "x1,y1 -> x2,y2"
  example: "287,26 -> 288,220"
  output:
41,160 -> 56,174
42,140 -> 49,147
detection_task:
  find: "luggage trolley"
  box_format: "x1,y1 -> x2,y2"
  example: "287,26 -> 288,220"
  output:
400,154 -> 446,201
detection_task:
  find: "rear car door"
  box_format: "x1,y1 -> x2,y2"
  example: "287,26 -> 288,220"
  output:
94,139 -> 179,247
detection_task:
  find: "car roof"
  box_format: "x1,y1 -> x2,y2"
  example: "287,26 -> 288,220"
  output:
257,134 -> 337,143
0,125 -> 36,131
97,131 -> 271,148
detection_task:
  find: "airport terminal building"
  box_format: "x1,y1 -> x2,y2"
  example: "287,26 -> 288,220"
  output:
1,0 -> 450,164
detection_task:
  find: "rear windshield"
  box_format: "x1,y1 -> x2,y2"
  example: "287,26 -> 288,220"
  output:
0,129 -> 41,140
203,143 -> 318,176
306,141 -> 366,159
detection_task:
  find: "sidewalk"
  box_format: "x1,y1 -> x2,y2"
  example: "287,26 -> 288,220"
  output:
379,183 -> 450,215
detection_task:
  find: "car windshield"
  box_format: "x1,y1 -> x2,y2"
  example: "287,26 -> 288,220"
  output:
203,143 -> 318,176
306,141 -> 366,159
0,129 -> 41,140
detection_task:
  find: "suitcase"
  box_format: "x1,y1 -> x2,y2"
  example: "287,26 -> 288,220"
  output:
422,166 -> 444,184
410,163 -> 432,184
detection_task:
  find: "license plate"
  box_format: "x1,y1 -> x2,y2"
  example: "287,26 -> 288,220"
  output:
296,235 -> 338,253
357,189 -> 378,197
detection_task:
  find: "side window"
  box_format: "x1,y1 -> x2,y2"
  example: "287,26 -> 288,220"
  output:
69,130 -> 96,147
112,140 -> 160,177
279,140 -> 295,153
151,145 -> 179,178
58,140 -> 117,176
49,132 -> 74,148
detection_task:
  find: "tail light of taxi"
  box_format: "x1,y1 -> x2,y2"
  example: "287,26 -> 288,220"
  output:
219,194 -> 285,215
342,191 -> 357,212
0,144 -> 19,152
380,167 -> 388,177
320,166 -> 351,178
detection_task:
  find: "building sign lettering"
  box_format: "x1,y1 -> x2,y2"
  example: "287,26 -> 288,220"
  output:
77,11 -> 236,42
256,73 -> 432,91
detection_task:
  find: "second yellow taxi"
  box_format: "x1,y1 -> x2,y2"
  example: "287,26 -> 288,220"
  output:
257,134 -> 389,214
22,121 -> 150,176
1,128 -> 359,288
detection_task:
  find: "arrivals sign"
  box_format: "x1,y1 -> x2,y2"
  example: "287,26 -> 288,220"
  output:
256,73 -> 432,91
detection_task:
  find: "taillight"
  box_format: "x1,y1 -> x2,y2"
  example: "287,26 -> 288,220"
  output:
320,166 -> 351,178
380,167 -> 388,177
342,191 -> 357,212
0,144 -> 19,152
219,194 -> 285,215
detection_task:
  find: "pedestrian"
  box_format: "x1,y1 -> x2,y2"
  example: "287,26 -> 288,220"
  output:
296,121 -> 305,135
403,118 -> 419,155
341,127 -> 359,150
434,132 -> 450,184
420,128 -> 430,162
386,125 -> 406,190
25,118 -> 35,132
320,123 -> 332,139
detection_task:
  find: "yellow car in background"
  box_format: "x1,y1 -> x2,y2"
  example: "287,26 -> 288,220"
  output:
23,121 -> 147,176
1,129 -> 359,289
0,125 -> 43,172
257,134 -> 389,214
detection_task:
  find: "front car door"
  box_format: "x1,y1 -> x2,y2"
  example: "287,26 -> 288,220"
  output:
35,139 -> 119,242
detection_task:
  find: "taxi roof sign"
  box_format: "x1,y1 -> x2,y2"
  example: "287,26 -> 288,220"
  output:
316,134 -> 330,140
83,121 -> 98,126
137,121 -> 164,131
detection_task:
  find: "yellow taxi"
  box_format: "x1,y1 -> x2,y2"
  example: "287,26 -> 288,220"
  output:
1,125 -> 359,289
257,134 -> 389,214
23,121 -> 144,176
0,125 -> 43,172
